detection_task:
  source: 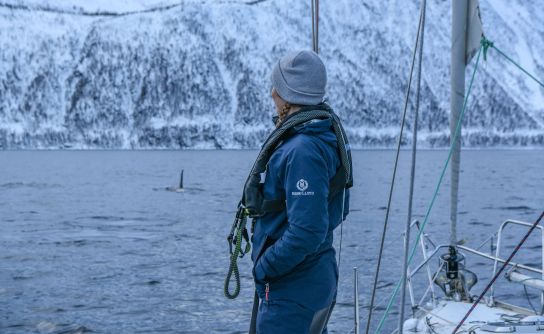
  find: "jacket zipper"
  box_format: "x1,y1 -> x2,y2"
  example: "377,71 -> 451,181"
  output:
265,283 -> 270,302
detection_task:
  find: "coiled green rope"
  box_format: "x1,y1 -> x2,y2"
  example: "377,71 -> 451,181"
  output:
224,208 -> 251,299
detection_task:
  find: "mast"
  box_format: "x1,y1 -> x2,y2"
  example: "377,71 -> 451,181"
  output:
450,0 -> 468,246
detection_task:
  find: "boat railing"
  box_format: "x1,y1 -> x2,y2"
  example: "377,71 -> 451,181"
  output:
405,219 -> 543,312
489,219 -> 544,308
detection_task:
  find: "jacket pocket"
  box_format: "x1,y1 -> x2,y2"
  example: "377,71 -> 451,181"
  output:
253,235 -> 276,283
255,235 -> 276,261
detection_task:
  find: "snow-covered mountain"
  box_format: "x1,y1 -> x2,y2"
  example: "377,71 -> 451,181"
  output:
0,0 -> 543,149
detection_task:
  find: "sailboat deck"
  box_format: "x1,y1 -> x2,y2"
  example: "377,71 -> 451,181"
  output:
414,299 -> 530,334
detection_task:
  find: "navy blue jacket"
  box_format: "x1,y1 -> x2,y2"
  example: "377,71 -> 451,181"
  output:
251,118 -> 350,312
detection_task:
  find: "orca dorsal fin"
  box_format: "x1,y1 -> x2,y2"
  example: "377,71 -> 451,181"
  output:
179,170 -> 184,189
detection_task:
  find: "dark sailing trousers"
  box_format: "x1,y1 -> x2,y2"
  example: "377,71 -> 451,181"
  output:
256,298 -> 335,334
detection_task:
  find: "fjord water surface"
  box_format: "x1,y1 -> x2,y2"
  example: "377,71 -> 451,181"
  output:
0,150 -> 543,334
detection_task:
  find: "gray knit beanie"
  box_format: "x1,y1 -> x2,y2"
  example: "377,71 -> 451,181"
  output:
270,50 -> 327,105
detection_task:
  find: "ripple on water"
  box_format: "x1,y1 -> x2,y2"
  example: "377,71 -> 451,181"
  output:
0,182 -> 63,190
36,321 -> 92,334
152,186 -> 205,193
192,271 -> 222,278
469,221 -> 492,226
57,228 -> 156,241
83,215 -> 147,222
51,239 -> 95,247
54,325 -> 92,334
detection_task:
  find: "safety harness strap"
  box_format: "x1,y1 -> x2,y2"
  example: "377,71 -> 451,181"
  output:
261,198 -> 286,213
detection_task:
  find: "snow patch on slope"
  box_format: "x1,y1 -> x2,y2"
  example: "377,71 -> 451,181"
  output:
0,0 -> 542,149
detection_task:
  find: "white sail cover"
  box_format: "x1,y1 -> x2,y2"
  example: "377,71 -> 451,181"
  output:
465,0 -> 484,64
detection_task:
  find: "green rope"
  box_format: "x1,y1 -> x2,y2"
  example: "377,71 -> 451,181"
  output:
374,44 -> 484,334
482,36 -> 544,88
481,37 -> 493,61
224,209 -> 251,299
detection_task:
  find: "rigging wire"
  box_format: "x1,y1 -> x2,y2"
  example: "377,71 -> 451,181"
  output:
311,0 -> 319,53
311,0 -> 316,52
315,0 -> 319,53
364,2 -> 427,333
475,232 -> 497,252
398,0 -> 426,332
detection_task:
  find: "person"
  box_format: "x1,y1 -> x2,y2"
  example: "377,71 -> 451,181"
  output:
250,50 -> 351,334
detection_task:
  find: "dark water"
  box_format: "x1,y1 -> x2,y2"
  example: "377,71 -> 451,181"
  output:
0,150 -> 543,334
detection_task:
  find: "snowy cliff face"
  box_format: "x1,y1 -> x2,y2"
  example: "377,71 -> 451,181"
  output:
0,0 -> 543,149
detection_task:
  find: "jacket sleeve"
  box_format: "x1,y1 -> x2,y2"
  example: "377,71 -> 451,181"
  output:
254,140 -> 330,282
